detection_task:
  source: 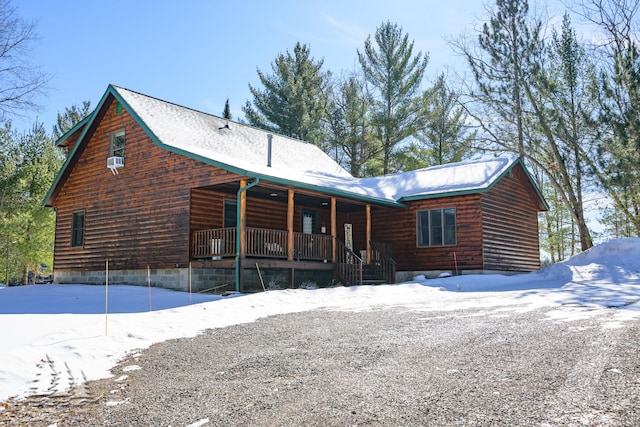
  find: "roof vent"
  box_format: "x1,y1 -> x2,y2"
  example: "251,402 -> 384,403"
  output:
267,134 -> 273,167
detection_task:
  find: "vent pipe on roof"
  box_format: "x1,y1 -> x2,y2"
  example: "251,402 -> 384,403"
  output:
267,134 -> 273,167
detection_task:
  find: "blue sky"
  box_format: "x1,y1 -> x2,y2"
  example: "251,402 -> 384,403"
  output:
13,0 -> 569,134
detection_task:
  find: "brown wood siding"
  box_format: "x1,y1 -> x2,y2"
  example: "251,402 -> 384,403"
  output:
336,211 -> 368,253
52,96 -> 241,271
481,165 -> 541,272
190,189 -> 338,255
246,198 -> 333,234
190,188 -> 228,231
372,196 -> 484,272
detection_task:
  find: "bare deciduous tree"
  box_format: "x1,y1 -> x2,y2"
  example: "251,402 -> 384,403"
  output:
0,0 -> 50,120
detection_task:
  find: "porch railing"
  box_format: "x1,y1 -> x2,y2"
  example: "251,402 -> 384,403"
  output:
293,232 -> 332,261
192,228 -> 387,286
192,227 -> 236,258
370,240 -> 396,284
246,227 -> 288,258
335,238 -> 363,286
192,227 -> 331,260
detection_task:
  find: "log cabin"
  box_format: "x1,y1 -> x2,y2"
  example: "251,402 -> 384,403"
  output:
44,85 -> 548,292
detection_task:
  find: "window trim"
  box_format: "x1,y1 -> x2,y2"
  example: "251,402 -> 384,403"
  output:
71,210 -> 86,248
110,130 -> 125,158
416,207 -> 457,247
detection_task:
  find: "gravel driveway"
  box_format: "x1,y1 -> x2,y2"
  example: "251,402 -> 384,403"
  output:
2,304 -> 639,426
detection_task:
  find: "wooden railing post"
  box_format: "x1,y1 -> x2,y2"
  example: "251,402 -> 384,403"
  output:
331,197 -> 336,263
287,189 -> 294,260
366,204 -> 371,265
239,179 -> 247,260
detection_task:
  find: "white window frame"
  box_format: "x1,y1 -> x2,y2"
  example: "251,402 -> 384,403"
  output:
110,130 -> 125,158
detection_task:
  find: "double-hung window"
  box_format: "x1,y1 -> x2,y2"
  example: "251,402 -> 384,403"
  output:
417,208 -> 456,247
71,210 -> 85,248
110,130 -> 125,158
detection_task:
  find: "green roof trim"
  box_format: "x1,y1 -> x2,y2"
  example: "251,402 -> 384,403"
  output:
42,96 -> 107,207
54,114 -> 93,147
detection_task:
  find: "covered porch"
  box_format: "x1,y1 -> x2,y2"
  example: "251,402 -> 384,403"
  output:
189,178 -> 396,291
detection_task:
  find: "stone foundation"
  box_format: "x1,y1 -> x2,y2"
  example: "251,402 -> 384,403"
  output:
54,267 -> 335,293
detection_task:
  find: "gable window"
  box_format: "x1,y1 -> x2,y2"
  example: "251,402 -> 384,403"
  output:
71,210 -> 85,248
110,130 -> 125,158
417,208 -> 456,247
224,199 -> 237,228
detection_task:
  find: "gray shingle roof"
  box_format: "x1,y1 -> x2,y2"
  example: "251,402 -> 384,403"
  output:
45,85 -> 546,210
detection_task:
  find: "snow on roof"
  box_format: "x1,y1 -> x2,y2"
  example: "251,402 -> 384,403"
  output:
114,86 -> 352,179
360,157 -> 518,201
112,86 -> 525,205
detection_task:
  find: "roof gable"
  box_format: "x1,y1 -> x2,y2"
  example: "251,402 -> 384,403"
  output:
113,86 -> 352,179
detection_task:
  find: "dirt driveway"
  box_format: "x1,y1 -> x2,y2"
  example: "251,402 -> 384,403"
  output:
2,304 -> 639,426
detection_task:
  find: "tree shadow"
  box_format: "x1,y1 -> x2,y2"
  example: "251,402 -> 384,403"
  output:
0,284 -> 224,314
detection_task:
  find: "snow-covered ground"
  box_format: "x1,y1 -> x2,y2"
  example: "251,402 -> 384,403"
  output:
1,238 -> 639,402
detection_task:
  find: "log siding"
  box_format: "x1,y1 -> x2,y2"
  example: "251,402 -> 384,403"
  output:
371,196 -> 484,272
52,96 -> 241,271
50,91 -> 544,282
481,165 -> 542,271
368,163 -> 543,273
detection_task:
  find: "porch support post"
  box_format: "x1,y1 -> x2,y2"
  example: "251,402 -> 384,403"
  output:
331,197 -> 337,262
239,179 -> 247,259
235,178 -> 259,293
366,204 -> 371,264
287,189 -> 294,261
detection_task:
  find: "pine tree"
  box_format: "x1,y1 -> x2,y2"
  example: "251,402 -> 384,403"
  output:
414,73 -> 475,166
325,72 -> 381,177
52,101 -> 91,140
358,21 -> 428,174
242,42 -> 330,147
223,99 -> 232,120
583,0 -> 640,235
456,0 -> 599,251
466,0 -> 541,157
0,122 -> 63,284
536,13 -> 596,251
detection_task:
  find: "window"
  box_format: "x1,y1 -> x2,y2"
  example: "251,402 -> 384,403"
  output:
301,209 -> 318,234
110,130 -> 125,158
224,199 -> 237,228
71,210 -> 85,248
417,208 -> 456,247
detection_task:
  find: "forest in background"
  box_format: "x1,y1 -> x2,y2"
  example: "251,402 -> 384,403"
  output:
2,0 -> 639,284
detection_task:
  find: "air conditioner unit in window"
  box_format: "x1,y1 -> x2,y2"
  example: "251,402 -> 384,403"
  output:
107,156 -> 124,174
